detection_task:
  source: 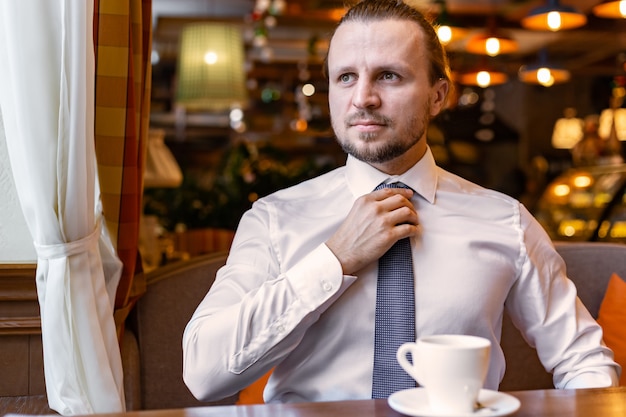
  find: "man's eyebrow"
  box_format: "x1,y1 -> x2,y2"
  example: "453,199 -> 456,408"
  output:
328,65 -> 355,75
330,63 -> 410,74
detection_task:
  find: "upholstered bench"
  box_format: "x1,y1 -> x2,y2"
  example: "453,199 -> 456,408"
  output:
2,241 -> 624,413
125,241 -> 626,407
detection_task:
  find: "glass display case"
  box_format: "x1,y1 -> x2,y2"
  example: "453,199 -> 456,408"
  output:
534,164 -> 626,243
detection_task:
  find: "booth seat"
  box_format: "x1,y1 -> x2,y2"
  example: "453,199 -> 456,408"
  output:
123,241 -> 626,408
2,241 -> 625,414
500,241 -> 626,390
123,251 -> 238,410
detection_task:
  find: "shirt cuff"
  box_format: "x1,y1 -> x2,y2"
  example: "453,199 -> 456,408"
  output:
561,366 -> 620,389
286,243 -> 355,309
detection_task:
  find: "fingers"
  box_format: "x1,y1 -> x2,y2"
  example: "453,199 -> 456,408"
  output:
370,188 -> 418,228
370,186 -> 414,202
326,188 -> 420,275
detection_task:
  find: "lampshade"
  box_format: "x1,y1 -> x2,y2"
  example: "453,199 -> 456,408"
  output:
551,108 -> 584,149
176,23 -> 248,111
466,15 -> 518,57
434,0 -> 468,46
519,49 -> 570,86
437,23 -> 468,46
598,108 -> 626,140
458,69 -> 508,88
593,1 -> 626,18
466,33 -> 518,56
144,129 -> 183,188
521,0 -> 587,31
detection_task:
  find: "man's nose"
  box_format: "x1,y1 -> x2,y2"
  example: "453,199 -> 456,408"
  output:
352,79 -> 381,109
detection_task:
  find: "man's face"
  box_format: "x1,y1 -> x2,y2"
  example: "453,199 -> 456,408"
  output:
327,19 -> 447,174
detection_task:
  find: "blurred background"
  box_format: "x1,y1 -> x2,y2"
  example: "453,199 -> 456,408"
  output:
141,0 -> 626,265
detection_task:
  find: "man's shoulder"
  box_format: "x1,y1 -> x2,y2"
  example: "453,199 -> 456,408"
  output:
262,165 -> 347,203
437,167 -> 519,205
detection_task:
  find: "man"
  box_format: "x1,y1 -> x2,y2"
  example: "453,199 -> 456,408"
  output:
183,0 -> 620,403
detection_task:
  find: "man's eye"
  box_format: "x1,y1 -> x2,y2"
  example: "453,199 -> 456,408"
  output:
382,72 -> 399,81
339,74 -> 354,83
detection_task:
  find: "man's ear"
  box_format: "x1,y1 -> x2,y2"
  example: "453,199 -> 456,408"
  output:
430,79 -> 450,117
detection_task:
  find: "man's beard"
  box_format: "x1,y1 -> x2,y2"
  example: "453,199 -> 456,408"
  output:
334,109 -> 428,164
338,132 -> 419,164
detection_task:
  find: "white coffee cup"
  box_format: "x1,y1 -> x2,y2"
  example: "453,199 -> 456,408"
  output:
396,334 -> 491,414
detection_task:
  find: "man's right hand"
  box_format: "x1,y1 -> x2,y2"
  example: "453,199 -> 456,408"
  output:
325,187 -> 419,275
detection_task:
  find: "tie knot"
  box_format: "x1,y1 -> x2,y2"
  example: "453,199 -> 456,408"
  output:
375,182 -> 410,191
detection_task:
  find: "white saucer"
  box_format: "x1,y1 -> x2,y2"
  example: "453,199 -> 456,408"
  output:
388,388 -> 521,417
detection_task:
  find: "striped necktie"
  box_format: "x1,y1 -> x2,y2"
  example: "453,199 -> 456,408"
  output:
371,182 -> 416,399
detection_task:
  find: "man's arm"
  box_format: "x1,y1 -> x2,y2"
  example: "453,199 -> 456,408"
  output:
183,186 -> 422,401
507,206 -> 619,389
182,200 -> 353,402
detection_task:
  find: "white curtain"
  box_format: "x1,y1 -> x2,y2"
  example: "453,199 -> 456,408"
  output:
0,1 -> 125,414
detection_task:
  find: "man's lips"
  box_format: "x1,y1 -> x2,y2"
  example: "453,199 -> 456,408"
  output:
346,112 -> 391,130
350,120 -> 386,131
350,120 -> 381,126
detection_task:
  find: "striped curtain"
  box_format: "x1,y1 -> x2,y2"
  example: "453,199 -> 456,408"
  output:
0,1 -> 152,413
93,0 -> 152,334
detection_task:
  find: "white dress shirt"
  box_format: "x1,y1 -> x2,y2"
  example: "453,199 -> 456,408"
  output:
183,147 -> 619,403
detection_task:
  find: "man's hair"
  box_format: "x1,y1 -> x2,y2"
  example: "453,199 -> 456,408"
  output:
325,0 -> 451,87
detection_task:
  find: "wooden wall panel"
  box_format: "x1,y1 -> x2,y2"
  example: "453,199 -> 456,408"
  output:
0,264 -> 45,396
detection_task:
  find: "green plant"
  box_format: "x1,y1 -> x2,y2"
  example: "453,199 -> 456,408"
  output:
144,141 -> 335,231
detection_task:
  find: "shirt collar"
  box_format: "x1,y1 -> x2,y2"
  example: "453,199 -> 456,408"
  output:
345,146 -> 438,204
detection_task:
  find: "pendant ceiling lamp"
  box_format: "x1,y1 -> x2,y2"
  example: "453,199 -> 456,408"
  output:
176,23 -> 248,111
521,0 -> 587,31
459,69 -> 508,88
551,108 -> 584,149
519,48 -> 571,87
434,0 -> 468,46
466,33 -> 518,57
458,58 -> 509,88
598,77 -> 626,141
466,16 -> 518,57
593,1 -> 626,18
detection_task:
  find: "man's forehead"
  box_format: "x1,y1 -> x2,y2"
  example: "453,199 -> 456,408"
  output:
328,20 -> 425,66
330,19 -> 423,47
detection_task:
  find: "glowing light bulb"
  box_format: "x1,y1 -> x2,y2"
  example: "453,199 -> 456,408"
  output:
477,71 -> 491,88
553,184 -> 570,197
230,108 -> 244,122
485,37 -> 501,56
301,83 -> 315,97
573,175 -> 592,188
537,67 -> 554,87
204,51 -> 218,65
563,225 -> 576,236
437,26 -> 452,45
547,11 -> 562,31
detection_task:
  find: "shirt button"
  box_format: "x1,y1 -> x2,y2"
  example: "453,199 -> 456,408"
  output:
321,280 -> 333,292
277,324 -> 285,333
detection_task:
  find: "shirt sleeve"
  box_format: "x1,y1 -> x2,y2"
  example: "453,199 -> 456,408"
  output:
506,205 -> 620,389
182,200 -> 357,402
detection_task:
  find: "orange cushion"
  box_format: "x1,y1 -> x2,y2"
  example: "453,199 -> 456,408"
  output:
236,369 -> 273,405
597,273 -> 626,386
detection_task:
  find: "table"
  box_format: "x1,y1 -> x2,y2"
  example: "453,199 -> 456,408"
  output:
2,387 -> 626,417
132,387 -> 626,417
